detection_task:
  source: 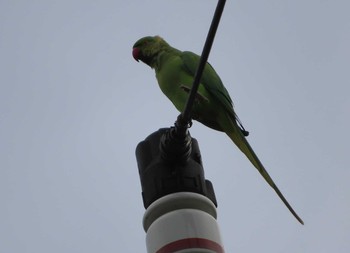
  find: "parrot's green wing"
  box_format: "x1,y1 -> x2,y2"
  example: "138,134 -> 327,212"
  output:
181,51 -> 233,111
181,51 -> 248,134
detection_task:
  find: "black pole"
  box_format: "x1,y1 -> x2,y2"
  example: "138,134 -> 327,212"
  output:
178,0 -> 226,130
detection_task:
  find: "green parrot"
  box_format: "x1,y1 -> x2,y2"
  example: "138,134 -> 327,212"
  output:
132,35 -> 303,225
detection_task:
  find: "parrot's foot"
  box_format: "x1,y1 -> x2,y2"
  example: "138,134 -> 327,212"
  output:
176,114 -> 193,128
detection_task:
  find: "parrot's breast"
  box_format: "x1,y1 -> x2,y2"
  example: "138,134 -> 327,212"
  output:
155,55 -> 190,112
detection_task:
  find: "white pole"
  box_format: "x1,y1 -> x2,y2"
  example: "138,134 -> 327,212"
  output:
143,192 -> 224,253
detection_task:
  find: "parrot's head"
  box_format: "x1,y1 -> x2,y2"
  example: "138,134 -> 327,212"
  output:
132,36 -> 169,68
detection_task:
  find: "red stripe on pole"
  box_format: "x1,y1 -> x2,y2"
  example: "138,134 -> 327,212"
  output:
156,238 -> 224,253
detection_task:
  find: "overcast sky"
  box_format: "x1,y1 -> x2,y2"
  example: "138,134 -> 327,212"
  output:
1,0 -> 349,252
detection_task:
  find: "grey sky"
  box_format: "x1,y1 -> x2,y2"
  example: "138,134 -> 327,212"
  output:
1,0 -> 349,252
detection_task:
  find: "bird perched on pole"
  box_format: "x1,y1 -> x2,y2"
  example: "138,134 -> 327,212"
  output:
132,35 -> 303,225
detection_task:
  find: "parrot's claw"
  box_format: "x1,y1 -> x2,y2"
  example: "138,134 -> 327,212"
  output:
176,114 -> 192,129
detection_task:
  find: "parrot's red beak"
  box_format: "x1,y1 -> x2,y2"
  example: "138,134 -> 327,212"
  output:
132,47 -> 140,62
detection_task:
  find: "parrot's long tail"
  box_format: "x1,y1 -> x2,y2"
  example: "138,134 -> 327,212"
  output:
225,118 -> 304,225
